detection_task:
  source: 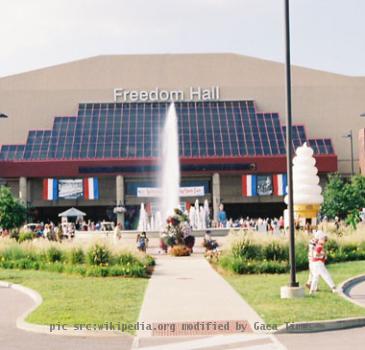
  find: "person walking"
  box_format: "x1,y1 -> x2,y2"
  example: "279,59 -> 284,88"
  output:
305,230 -> 324,290
309,236 -> 337,294
136,231 -> 148,252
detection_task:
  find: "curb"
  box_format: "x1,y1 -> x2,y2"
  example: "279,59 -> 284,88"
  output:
0,279 -> 133,338
273,274 -> 365,334
273,316 -> 365,334
338,273 -> 365,309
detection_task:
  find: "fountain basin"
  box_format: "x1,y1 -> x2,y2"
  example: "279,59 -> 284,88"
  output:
75,228 -> 231,239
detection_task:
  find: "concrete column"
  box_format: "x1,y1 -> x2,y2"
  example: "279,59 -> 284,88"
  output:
116,175 -> 125,227
19,177 -> 27,204
212,173 -> 220,223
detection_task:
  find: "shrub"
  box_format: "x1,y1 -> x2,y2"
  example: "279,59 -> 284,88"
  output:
170,245 -> 191,256
109,264 -> 147,278
142,255 -> 156,267
85,266 -> 110,277
87,244 -> 111,266
295,242 -> 308,271
118,252 -> 139,265
218,255 -> 289,274
263,241 -> 288,261
18,232 -> 35,243
217,230 -> 365,274
0,241 -> 153,277
13,258 -> 36,270
231,238 -> 262,260
68,248 -> 85,265
46,247 -> 64,263
326,239 -> 339,255
1,246 -> 26,261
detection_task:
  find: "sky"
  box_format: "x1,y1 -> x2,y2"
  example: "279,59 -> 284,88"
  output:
1,0 -> 365,77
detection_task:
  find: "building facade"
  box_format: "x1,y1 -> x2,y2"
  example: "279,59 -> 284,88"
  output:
0,53 -> 363,227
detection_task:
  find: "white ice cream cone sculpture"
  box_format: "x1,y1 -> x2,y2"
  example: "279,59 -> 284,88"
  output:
285,142 -> 323,219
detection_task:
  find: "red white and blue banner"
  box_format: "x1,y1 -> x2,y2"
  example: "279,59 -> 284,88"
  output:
83,177 -> 99,200
43,178 -> 58,200
242,175 -> 257,197
273,174 -> 287,196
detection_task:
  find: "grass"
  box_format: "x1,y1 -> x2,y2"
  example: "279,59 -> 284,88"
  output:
222,260 -> 365,325
0,268 -> 148,333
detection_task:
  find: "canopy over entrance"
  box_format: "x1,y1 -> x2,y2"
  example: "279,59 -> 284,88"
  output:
58,207 -> 86,217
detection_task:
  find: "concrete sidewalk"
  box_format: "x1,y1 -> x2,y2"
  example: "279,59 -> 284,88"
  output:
135,256 -> 284,349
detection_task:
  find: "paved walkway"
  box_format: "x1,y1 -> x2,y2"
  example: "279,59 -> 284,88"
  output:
135,255 -> 284,349
348,280 -> 365,307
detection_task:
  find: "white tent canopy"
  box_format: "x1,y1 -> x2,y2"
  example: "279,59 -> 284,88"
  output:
58,207 -> 86,217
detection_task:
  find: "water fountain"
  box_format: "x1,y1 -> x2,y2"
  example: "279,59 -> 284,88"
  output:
159,103 -> 180,224
137,203 -> 148,231
137,102 -> 211,232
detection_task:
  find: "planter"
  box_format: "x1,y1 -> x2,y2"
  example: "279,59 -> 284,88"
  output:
169,245 -> 191,257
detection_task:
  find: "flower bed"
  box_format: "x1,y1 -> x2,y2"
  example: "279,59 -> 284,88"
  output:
0,239 -> 155,278
217,230 -> 365,274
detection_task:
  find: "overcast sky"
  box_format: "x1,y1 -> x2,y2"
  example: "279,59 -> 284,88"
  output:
1,0 -> 365,77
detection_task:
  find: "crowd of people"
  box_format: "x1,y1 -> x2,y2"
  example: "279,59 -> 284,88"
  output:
221,216 -> 286,233
10,219 -> 117,241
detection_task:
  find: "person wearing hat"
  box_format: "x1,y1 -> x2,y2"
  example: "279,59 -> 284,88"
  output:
306,230 -> 327,290
309,235 -> 336,294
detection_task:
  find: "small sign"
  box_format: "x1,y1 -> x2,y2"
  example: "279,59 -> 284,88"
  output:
137,186 -> 205,198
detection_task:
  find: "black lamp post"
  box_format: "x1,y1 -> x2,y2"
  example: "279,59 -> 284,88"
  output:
343,130 -> 354,175
284,0 -> 298,288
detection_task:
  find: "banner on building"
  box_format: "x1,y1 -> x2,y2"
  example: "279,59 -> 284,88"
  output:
83,177 -> 99,200
58,179 -> 83,199
43,178 -> 58,200
137,186 -> 205,198
242,175 -> 257,196
273,174 -> 287,196
257,175 -> 273,196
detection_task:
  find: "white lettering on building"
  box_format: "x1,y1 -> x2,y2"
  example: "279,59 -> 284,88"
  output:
113,86 -> 220,102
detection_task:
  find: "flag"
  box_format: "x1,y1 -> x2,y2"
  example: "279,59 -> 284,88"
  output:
43,178 -> 58,200
83,177 -> 99,200
273,174 -> 287,196
242,175 -> 257,196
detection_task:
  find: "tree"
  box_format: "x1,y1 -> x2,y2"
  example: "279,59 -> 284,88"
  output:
349,175 -> 365,210
321,173 -> 365,220
0,186 -> 27,230
321,174 -> 350,219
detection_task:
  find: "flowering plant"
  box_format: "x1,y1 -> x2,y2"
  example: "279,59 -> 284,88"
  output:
162,208 -> 191,247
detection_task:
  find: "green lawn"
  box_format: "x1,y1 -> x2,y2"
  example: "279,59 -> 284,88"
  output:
0,269 -> 148,333
223,261 -> 365,325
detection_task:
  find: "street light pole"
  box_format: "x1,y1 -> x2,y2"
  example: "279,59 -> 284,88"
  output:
0,112 -> 9,187
284,0 -> 298,288
350,130 -> 354,175
343,130 -> 354,175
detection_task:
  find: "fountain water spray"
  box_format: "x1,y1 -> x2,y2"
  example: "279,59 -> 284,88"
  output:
137,103 -> 211,231
159,102 -> 181,225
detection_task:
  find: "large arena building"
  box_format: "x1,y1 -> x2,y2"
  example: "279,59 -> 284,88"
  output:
0,53 -> 364,227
